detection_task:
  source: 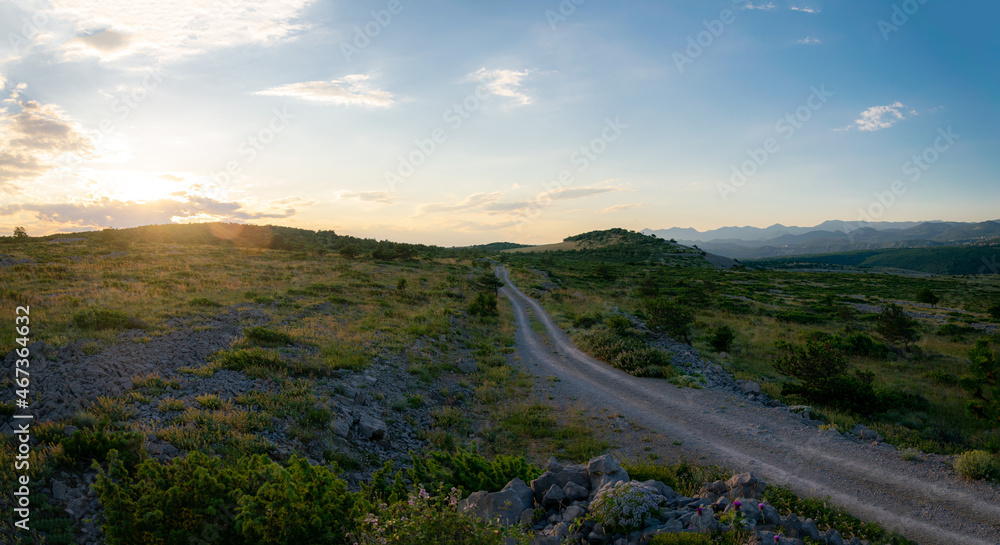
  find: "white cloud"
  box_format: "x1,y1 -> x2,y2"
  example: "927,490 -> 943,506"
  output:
746,2 -> 776,10
417,192 -> 504,215
797,37 -> 821,45
467,68 -> 532,105
51,0 -> 315,63
0,86 -> 96,189
601,203 -> 647,214
854,102 -> 908,132
338,191 -> 396,205
255,75 -> 394,107
790,6 -> 820,13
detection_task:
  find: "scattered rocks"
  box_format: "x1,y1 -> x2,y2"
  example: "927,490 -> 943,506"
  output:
466,455 -> 862,545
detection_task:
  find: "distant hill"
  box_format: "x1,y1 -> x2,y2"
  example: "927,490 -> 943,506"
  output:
750,245 -> 1000,275
500,228 -> 737,269
643,220 -> 1000,259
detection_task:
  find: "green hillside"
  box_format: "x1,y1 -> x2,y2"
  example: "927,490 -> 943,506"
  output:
751,245 -> 1000,275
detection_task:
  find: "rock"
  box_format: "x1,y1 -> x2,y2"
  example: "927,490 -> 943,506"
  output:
331,417 -> 352,438
801,518 -> 821,541
640,479 -> 677,502
543,484 -> 566,508
781,513 -> 805,538
735,497 -> 761,522
460,478 -> 535,527
761,503 -> 782,525
588,454 -> 620,475
457,359 -> 477,374
725,472 -> 767,499
824,528 -> 845,545
564,481 -> 589,501
689,506 -> 717,532
588,455 -> 629,492
860,429 -> 879,442
51,479 -> 69,501
531,467 -> 590,503
741,380 -> 762,395
562,505 -> 585,522
545,457 -> 563,473
357,414 -> 387,441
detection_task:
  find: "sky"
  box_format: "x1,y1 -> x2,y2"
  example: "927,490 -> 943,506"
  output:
0,0 -> 998,246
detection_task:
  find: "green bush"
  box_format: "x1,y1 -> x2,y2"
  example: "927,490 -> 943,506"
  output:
575,328 -> 675,378
468,292 -> 498,317
93,451 -> 358,545
243,326 -> 293,347
61,427 -> 144,469
72,308 -> 136,330
648,533 -> 711,545
708,325 -> 735,352
642,297 -> 694,343
954,450 -> 997,481
350,487 -> 525,545
407,448 -> 541,496
211,347 -> 286,372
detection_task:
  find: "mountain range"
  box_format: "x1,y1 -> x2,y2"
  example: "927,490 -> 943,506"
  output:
641,220 -> 1000,259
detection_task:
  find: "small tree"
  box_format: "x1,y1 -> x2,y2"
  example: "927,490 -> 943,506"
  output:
708,325 -> 735,352
915,287 -> 940,308
371,241 -> 394,260
960,339 -> 999,424
13,226 -> 28,240
339,244 -> 359,260
643,297 -> 694,344
874,303 -> 921,350
988,302 -> 1000,321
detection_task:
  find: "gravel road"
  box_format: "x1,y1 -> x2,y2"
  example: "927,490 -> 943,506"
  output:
496,266 -> 1000,545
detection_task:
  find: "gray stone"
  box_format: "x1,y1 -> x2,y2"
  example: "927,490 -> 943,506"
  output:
457,359 -> 477,374
562,504 -> 585,522
689,506 -> 717,532
640,479 -> 677,502
545,457 -> 563,473
357,414 -> 387,441
331,417 -> 352,438
860,429 -> 879,442
824,528 -> 845,545
725,472 -> 767,499
563,481 -> 589,501
741,380 -> 762,395
587,454 -> 621,476
761,503 -> 782,525
460,478 -> 535,527
734,497 -> 761,522
51,479 -> 69,501
801,518 -> 821,541
543,484 -> 566,508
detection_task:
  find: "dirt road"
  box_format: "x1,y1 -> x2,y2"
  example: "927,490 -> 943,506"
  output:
497,266 -> 1000,545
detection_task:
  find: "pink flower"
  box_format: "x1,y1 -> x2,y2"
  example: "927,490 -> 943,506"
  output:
734,499 -> 742,509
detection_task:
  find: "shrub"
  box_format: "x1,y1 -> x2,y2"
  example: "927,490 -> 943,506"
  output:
468,292 -> 498,317
189,297 -> 222,307
243,326 -> 293,347
588,481 -> 663,534
61,427 -> 144,469
648,534 -> 711,545
407,448 -> 541,496
93,451 -> 358,545
643,297 -> 694,343
72,308 -> 136,330
875,304 -> 920,349
954,450 -> 997,481
961,339 -> 999,423
708,325 -> 735,352
607,314 -> 633,334
211,347 -> 286,373
915,287 -> 940,307
350,487 -> 525,545
840,333 -> 891,359
574,329 -> 675,378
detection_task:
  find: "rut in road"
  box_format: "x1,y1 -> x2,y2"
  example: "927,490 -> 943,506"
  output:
496,266 -> 1000,545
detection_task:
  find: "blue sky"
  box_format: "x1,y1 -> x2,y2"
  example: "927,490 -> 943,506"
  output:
1,0 -> 997,245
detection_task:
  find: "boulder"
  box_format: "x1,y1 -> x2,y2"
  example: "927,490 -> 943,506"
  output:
460,478 -> 535,527
588,455 -> 629,492
564,481 -> 589,502
689,506 -> 717,532
543,484 -> 566,508
357,414 -> 386,441
741,380 -> 762,395
725,472 -> 767,499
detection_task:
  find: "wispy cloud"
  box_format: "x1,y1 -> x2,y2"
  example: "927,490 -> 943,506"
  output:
1,194 -> 293,229
601,203 -> 647,214
0,85 -> 95,189
417,192 -> 504,215
255,75 -> 393,107
854,102 -> 908,132
338,191 -> 396,205
54,0 -> 315,63
746,2 -> 776,10
790,6 -> 820,13
466,68 -> 532,105
797,37 -> 821,45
